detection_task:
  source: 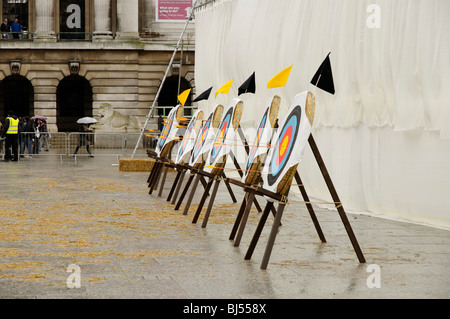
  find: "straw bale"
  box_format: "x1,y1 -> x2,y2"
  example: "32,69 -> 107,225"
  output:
119,158 -> 155,172
212,105 -> 224,128
232,101 -> 243,129
276,164 -> 298,195
269,96 -> 281,128
306,92 -> 315,125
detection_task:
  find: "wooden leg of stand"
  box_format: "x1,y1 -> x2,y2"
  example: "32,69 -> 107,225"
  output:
192,178 -> 214,224
253,196 -> 263,213
223,176 -> 237,203
171,170 -> 186,204
295,171 -> 326,243
157,165 -> 168,197
147,157 -> 157,183
229,194 -> 248,240
174,174 -> 194,211
308,135 -> 365,263
201,178 -> 221,228
183,174 -> 201,215
199,176 -> 208,190
149,162 -> 162,194
234,190 -> 256,247
167,170 -> 181,201
147,161 -> 158,186
245,201 -> 273,260
260,202 -> 287,269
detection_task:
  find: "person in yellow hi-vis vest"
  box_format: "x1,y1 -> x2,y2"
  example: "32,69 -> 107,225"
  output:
2,110 -> 19,162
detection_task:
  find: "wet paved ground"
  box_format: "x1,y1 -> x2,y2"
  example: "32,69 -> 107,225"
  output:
0,154 -> 449,300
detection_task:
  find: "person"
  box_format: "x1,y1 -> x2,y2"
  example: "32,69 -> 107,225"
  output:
38,119 -> 50,151
1,18 -> 10,39
0,121 -> 3,154
158,114 -> 164,132
33,118 -> 41,154
2,110 -> 19,162
11,18 -> 20,39
73,124 -> 94,157
19,116 -> 33,157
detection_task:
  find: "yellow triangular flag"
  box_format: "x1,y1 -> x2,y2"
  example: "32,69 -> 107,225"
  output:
215,79 -> 234,98
267,65 -> 293,89
177,88 -> 191,106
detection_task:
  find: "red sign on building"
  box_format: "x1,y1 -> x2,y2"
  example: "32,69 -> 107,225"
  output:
157,0 -> 193,21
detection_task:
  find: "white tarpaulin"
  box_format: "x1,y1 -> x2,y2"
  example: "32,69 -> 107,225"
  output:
193,0 -> 450,229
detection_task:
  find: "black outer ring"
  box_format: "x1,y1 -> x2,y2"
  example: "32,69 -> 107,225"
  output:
267,105 -> 302,186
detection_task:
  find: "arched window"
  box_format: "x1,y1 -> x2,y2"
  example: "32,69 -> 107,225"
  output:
57,74 -> 92,131
157,75 -> 192,117
0,74 -> 34,120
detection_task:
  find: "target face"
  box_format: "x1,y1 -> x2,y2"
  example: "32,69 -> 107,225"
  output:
156,108 -> 177,155
209,106 -> 233,165
266,104 -> 301,186
190,112 -> 213,163
176,110 -> 201,163
245,107 -> 269,173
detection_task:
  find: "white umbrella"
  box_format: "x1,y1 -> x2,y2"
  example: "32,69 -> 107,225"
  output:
77,117 -> 98,125
31,115 -> 47,121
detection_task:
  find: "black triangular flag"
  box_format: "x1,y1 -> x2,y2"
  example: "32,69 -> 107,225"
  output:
193,87 -> 213,102
238,72 -> 256,96
311,52 -> 335,95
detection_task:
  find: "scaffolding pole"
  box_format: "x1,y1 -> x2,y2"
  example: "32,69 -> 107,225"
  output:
131,0 -> 197,159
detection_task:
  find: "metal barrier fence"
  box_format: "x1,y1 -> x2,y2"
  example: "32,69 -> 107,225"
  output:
0,132 -> 159,160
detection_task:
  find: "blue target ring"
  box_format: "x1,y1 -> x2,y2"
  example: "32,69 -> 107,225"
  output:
158,110 -> 175,151
267,105 -> 301,186
246,108 -> 269,171
209,107 -> 233,164
178,114 -> 197,158
190,112 -> 213,162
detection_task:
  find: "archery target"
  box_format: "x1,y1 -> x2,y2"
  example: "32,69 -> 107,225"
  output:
267,107 -> 300,184
189,112 -> 213,165
155,105 -> 182,157
209,106 -> 233,164
204,98 -> 242,174
262,91 -> 312,195
189,104 -> 223,167
242,95 -> 280,185
175,109 -> 203,164
241,107 -> 269,183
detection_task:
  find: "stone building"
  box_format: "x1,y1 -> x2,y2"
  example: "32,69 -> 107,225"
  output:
0,0 -> 195,132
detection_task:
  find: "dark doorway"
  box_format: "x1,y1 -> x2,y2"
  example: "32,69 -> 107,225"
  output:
157,75 -> 192,116
57,75 -> 92,132
0,74 -> 34,122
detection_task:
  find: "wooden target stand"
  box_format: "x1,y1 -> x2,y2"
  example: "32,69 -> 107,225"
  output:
146,110 -> 217,199
147,139 -> 235,200
193,96 -> 283,229
146,106 -> 184,196
226,93 -> 366,269
147,145 -> 177,196
189,126 -> 265,226
169,128 -> 263,214
168,105 -> 241,212
228,133 -> 366,269
176,102 -> 264,219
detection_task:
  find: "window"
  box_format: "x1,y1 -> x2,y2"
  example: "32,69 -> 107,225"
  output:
2,0 -> 29,38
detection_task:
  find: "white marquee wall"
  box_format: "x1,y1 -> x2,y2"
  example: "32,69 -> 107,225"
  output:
193,0 -> 450,229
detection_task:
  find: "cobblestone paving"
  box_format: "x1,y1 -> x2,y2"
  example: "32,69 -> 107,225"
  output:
0,156 -> 449,299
